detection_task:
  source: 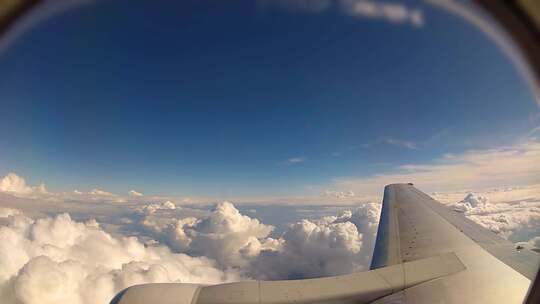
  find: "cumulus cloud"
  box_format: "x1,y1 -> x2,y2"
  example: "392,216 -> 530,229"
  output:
0,173 -> 48,198
465,201 -> 540,243
162,202 -> 276,268
129,190 -> 143,197
0,170 -> 536,302
438,189 -> 540,245
136,201 -> 178,215
138,201 -> 382,280
448,193 -> 494,214
0,172 -> 126,203
0,211 -> 239,304
250,202 -> 381,279
0,176 -> 536,304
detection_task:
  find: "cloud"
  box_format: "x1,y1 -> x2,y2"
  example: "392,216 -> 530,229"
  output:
468,208 -> 540,242
128,190 -> 143,197
322,190 -> 356,199
250,202 -> 381,279
382,137 -> 418,150
445,193 -> 518,216
0,211 -> 240,304
447,193 -> 495,214
433,188 -> 540,246
161,202 -> 276,268
286,157 -> 306,164
331,140 -> 540,195
139,201 -> 382,280
89,189 -> 114,196
68,188 -> 128,203
0,207 -> 22,218
136,201 -> 178,215
433,184 -> 540,205
0,173 -> 48,198
340,0 -> 424,27
260,0 -> 424,27
0,186 -> 537,304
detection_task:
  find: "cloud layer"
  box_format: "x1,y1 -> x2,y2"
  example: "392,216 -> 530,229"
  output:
439,188 -> 540,244
0,212 -> 239,304
0,172 -> 538,303
139,201 -> 381,279
0,201 -> 382,303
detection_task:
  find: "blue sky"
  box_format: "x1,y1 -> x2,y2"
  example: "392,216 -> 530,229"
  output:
0,0 -> 538,198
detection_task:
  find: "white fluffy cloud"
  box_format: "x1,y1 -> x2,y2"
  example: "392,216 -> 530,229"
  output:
249,202 -> 381,279
162,202 -> 276,268
139,201 -> 382,280
440,189 -> 540,244
466,202 -> 540,242
0,173 -> 155,204
0,173 -> 47,198
448,193 -> 495,214
0,174 -> 538,304
136,201 -> 178,215
0,211 -> 239,304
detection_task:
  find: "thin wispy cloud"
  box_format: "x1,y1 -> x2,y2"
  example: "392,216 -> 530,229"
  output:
382,137 -> 418,150
129,190 -> 144,197
340,0 -> 424,27
286,157 -> 306,165
331,138 -> 540,195
260,0 -> 424,27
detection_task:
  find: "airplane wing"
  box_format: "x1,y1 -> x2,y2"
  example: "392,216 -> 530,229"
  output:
111,184 -> 540,304
369,183 -> 539,303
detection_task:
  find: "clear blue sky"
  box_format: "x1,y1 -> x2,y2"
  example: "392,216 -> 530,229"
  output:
0,0 -> 537,197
